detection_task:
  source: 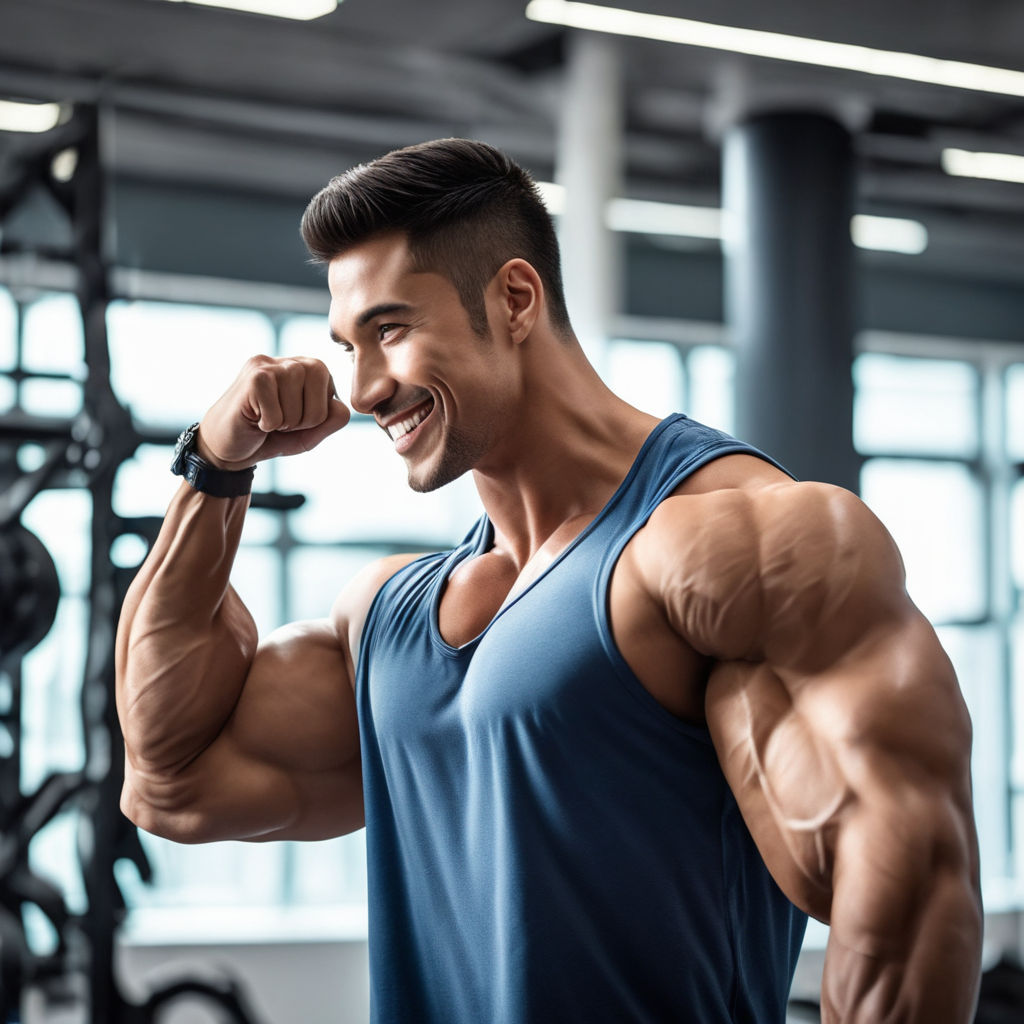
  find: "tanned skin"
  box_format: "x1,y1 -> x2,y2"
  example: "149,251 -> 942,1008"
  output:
117,231 -> 981,1022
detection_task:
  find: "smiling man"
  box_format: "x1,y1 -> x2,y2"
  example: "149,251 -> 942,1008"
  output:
116,138 -> 982,1023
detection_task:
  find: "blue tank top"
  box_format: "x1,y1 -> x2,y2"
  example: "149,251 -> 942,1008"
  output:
356,414 -> 807,1023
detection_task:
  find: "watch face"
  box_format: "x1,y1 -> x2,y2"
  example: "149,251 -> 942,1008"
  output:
174,423 -> 197,458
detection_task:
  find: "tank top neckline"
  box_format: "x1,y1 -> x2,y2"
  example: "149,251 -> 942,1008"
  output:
427,414 -> 684,656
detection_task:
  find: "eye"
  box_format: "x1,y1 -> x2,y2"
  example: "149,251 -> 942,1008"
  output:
378,323 -> 403,341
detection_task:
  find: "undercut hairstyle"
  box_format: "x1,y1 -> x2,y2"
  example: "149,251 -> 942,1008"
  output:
301,138 -> 572,338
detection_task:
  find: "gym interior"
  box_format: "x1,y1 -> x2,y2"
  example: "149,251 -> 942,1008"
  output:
0,0 -> 1023,1020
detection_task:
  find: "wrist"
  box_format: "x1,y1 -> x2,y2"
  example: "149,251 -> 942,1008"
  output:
193,427 -> 251,472
171,423 -> 255,498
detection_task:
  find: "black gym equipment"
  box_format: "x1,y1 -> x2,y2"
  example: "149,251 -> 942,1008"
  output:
0,102 -> 301,1024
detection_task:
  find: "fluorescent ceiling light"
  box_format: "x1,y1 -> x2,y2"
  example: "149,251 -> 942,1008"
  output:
607,197 -> 722,239
537,181 -> 926,253
850,215 -> 928,255
163,0 -> 338,19
525,0 -> 1024,99
0,99 -> 62,133
942,147 -> 1024,184
536,180 -> 569,214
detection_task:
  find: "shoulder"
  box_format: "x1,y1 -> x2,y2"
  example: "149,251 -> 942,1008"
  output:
331,553 -> 426,676
632,473 -> 908,663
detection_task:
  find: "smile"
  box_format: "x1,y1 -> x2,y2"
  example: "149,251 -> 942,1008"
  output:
385,399 -> 434,446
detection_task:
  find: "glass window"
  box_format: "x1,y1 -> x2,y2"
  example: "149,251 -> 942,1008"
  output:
0,375 -> 16,414
938,624 -> 1008,888
240,507 -> 283,546
19,597 -> 87,793
607,339 -> 686,419
19,377 -> 82,417
1011,618 -> 1024,883
687,344 -> 735,434
112,443 -> 176,517
18,490 -> 92,792
232,545 -> 283,639
1011,618 -> 1024,792
22,294 -> 83,374
860,459 -> 985,623
0,285 -> 15,369
287,545 -> 397,622
1008,364 -> 1024,462
288,833 -> 367,906
123,835 -> 286,910
1012,479 -> 1024,594
853,354 -> 978,457
107,301 -> 274,427
21,489 -> 92,595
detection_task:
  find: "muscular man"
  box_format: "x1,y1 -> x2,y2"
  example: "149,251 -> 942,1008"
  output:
116,138 -> 982,1023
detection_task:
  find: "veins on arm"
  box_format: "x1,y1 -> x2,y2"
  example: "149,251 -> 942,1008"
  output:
639,482 -> 982,1008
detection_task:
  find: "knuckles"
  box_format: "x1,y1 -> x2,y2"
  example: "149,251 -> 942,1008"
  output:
241,356 -> 331,399
242,354 -> 329,379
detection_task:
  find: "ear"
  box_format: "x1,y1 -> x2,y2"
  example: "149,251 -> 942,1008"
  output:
494,258 -> 542,344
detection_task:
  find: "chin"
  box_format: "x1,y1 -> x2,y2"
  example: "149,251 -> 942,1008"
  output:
405,462 -> 466,493
403,424 -> 486,493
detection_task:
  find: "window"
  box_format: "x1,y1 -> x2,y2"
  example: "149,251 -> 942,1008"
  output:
607,338 -> 686,419
1006,364 -> 1024,885
859,459 -> 985,623
605,337 -> 735,434
855,348 -> 1021,894
6,284 -> 1023,944
853,354 -> 978,457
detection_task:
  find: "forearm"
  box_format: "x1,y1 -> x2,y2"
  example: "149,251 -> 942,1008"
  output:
821,801 -> 982,1023
116,482 -> 257,777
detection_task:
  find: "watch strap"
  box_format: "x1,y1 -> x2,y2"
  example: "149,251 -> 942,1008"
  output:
171,422 -> 255,498
178,451 -> 255,498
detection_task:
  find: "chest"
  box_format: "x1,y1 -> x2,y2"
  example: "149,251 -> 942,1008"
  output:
434,526 -> 709,725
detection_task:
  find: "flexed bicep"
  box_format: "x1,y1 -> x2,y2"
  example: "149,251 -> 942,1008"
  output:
698,484 -> 981,1023
635,477 -> 981,1021
122,615 -> 364,844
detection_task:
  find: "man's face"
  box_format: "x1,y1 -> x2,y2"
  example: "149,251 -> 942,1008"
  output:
327,233 -> 517,492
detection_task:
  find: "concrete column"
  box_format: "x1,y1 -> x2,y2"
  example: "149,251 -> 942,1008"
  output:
555,30 -> 624,372
722,111 -> 860,491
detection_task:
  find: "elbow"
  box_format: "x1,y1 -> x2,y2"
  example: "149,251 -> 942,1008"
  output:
120,780 -> 171,839
120,779 -> 178,842
120,772 -> 219,845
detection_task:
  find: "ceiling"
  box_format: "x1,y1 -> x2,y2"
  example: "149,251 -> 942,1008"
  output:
1,0 -> 1024,285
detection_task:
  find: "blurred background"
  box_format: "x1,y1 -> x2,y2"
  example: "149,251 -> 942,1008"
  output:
0,0 -> 1022,1021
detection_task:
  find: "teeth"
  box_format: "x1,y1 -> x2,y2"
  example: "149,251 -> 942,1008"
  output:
388,404 -> 431,441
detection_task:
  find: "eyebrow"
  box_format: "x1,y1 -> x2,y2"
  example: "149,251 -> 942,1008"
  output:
329,302 -> 416,345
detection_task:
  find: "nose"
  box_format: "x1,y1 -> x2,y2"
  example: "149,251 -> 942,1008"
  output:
349,348 -> 396,416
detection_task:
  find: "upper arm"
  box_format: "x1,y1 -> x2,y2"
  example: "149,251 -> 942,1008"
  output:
638,484 -> 979,924
123,553 -> 420,844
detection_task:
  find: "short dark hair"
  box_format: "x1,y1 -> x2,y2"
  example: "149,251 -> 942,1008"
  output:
300,138 -> 571,338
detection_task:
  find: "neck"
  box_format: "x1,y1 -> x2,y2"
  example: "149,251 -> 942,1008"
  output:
471,334 -> 660,570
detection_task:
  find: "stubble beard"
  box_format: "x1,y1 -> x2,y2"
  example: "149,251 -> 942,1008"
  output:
406,421 -> 489,493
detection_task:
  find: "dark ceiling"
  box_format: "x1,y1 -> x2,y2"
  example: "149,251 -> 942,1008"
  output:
1,0 -> 1024,287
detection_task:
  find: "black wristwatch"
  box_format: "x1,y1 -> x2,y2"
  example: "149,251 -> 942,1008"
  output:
171,422 -> 255,498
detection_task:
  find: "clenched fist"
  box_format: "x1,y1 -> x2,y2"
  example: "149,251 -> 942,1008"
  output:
197,355 -> 351,468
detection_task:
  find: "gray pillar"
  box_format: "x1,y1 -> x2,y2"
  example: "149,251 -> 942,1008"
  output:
555,30 -> 623,372
722,111 -> 860,491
